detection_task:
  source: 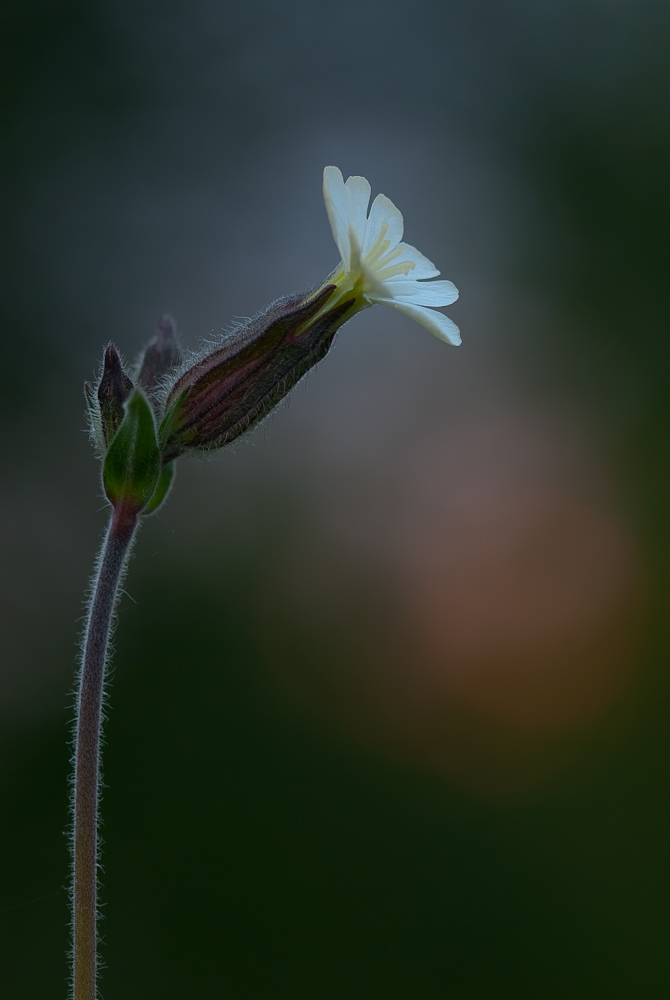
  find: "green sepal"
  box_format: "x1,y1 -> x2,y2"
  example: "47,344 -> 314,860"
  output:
144,462 -> 175,515
103,388 -> 161,510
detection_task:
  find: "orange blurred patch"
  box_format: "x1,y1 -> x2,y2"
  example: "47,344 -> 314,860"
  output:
394,416 -> 648,733
268,410 -> 649,796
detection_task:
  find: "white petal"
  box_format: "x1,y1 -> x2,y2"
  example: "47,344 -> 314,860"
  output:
344,175 -> 371,250
381,299 -> 461,345
392,242 -> 440,279
363,193 -> 404,256
323,166 -> 352,270
380,278 -> 459,307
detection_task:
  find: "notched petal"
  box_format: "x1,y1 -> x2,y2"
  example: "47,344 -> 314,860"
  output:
381,278 -> 459,307
323,166 -> 352,270
364,193 -> 404,256
382,299 -> 462,345
344,174 -> 372,247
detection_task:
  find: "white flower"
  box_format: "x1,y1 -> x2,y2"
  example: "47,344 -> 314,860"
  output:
321,165 -> 460,345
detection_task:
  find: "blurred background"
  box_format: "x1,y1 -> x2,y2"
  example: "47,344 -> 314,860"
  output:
2,0 -> 670,996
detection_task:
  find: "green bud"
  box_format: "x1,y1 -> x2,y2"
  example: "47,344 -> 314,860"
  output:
103,388 -> 161,512
97,345 -> 134,447
136,315 -> 182,398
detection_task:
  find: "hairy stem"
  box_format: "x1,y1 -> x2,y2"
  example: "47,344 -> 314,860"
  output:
71,504 -> 139,1000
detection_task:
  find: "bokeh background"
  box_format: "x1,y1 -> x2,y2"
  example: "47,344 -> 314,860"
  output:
2,1 -> 670,996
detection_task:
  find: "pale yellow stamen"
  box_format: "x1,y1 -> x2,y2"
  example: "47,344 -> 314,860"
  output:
376,258 -> 416,280
364,226 -> 416,281
364,222 -> 391,267
373,244 -> 404,266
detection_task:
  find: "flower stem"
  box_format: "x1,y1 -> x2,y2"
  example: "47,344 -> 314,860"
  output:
71,504 -> 139,1000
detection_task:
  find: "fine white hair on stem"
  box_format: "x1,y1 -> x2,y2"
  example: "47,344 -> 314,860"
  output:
69,507 -> 139,1000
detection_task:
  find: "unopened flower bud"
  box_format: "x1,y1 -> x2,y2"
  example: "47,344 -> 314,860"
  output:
97,345 -> 134,447
159,284 -> 353,461
136,314 -> 182,396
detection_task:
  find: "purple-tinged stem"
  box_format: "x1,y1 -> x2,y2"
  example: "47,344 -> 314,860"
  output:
71,503 -> 139,1000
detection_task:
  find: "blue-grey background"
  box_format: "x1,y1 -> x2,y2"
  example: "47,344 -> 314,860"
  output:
2,1 -> 670,996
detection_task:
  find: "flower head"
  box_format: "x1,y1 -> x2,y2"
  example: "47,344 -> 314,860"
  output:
89,167 -> 461,484
321,165 -> 460,345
